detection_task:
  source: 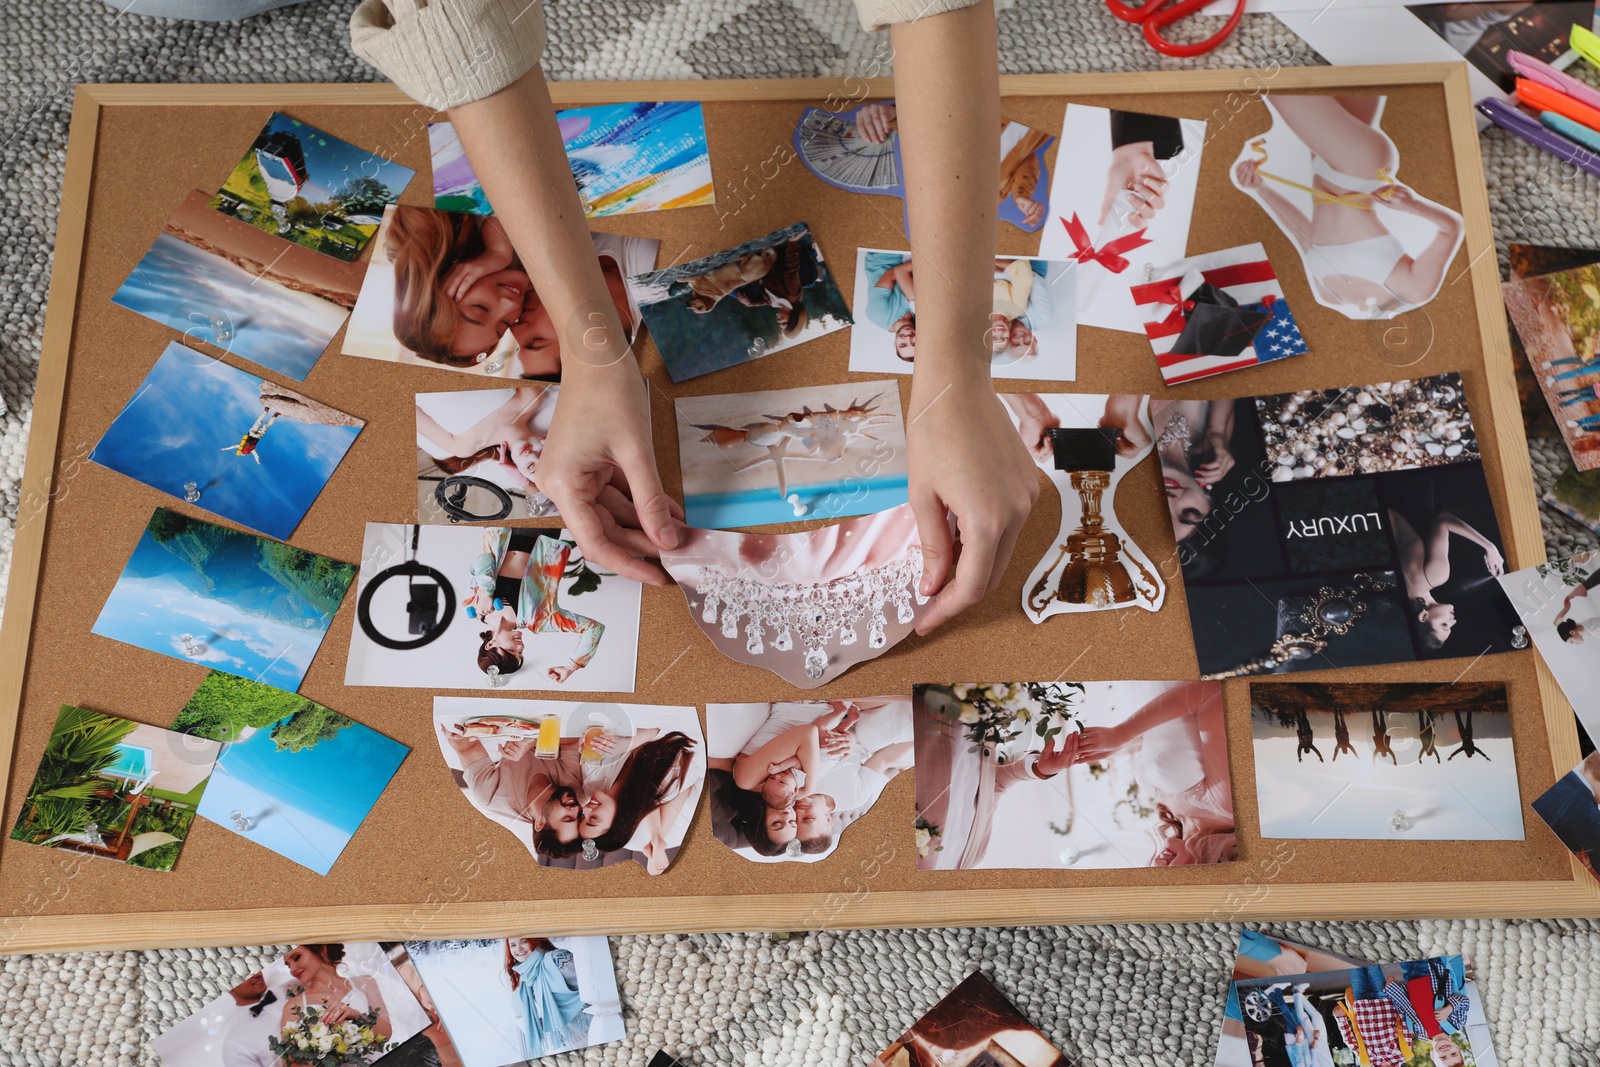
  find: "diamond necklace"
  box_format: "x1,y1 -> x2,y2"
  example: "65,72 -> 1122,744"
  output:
695,547 -> 927,679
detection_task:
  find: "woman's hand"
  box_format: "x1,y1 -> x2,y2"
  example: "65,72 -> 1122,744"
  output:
1101,142 -> 1168,227
1234,157 -> 1263,190
319,1002 -> 357,1026
1194,435 -> 1235,488
1483,545 -> 1505,576
909,379 -> 1039,633
443,254 -> 506,304
1070,723 -> 1132,764
1032,730 -> 1080,778
536,364 -> 683,585
1013,194 -> 1045,228
856,102 -> 897,144
819,731 -> 853,759
998,393 -> 1056,467
589,732 -> 620,756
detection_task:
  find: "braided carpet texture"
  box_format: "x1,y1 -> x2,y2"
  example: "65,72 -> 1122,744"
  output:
3,1 -> 1600,1065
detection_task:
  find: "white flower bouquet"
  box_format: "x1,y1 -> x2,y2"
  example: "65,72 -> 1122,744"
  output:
939,683 -> 1085,763
267,999 -> 391,1066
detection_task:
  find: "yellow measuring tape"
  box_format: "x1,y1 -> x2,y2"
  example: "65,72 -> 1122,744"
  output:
1247,138 -> 1394,210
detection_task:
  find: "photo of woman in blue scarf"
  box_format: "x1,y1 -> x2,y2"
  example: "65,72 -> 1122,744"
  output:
502,937 -> 589,1057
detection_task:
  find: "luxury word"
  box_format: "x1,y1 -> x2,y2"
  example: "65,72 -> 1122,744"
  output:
1285,512 -> 1384,538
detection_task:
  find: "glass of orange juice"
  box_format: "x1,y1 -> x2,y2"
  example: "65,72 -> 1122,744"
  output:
580,725 -> 608,765
534,714 -> 562,760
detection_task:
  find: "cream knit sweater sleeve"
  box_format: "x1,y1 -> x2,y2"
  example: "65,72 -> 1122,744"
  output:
349,0 -> 984,110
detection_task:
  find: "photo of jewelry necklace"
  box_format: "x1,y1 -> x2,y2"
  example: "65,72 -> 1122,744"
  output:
1003,393 -> 1164,623
661,504 -> 927,688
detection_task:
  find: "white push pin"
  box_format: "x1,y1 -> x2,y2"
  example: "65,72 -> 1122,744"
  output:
183,480 -> 201,503
179,633 -> 203,657
787,493 -> 808,517
582,839 -> 600,861
230,810 -> 253,832
1511,625 -> 1528,649
486,665 -> 509,688
785,839 -> 804,858
1390,809 -> 1412,833
1058,845 -> 1081,866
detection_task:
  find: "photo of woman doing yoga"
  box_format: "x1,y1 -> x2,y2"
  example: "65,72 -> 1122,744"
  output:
434,700 -> 705,874
706,699 -> 913,863
416,386 -> 559,523
1231,95 -> 1464,321
342,204 -> 657,380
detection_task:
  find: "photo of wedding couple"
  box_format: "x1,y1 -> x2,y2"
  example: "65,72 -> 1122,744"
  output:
402,937 -> 623,1066
874,971 -> 1072,1067
152,941 -> 431,1067
847,249 -> 1077,381
1038,105 -> 1206,333
416,386 -> 560,525
433,699 -> 704,875
1250,681 -> 1523,840
706,698 -> 912,863
1497,550 -> 1600,742
345,524 -> 641,692
1229,955 -> 1497,1067
630,222 -> 852,382
661,503 -> 927,688
913,680 -> 1235,871
342,204 -> 658,381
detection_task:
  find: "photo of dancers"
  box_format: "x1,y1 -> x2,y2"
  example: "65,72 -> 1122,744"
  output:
416,386 -> 560,524
345,524 -> 642,692
402,936 -> 623,1065
874,972 -> 1071,1067
705,698 -> 912,863
343,204 -> 658,380
847,249 -> 1077,380
1250,682 -> 1523,840
913,681 -> 1236,871
434,699 -> 704,875
1497,550 -> 1600,741
1230,955 -> 1498,1067
1502,260 -> 1600,471
630,221 -> 852,382
1176,373 -> 1521,677
1230,94 -> 1465,321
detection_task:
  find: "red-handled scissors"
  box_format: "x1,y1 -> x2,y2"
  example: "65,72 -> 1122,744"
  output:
1105,0 -> 1247,58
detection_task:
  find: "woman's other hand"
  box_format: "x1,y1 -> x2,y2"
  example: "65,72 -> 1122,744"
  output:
1101,142 -> 1169,227
1483,545 -> 1505,576
1032,730 -> 1080,778
1234,157 -> 1263,190
1194,435 -> 1235,488
1070,722 -> 1132,764
856,102 -> 898,144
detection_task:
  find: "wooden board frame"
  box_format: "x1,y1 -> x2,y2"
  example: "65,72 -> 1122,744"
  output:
2,66 -> 1596,955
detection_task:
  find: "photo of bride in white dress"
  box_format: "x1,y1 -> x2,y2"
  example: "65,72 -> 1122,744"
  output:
706,698 -> 913,862
913,680 -> 1236,870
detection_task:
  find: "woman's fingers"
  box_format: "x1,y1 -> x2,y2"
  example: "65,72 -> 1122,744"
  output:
597,484 -> 641,529
910,486 -> 955,603
919,515 -> 998,635
559,494 -> 669,586
614,444 -> 682,551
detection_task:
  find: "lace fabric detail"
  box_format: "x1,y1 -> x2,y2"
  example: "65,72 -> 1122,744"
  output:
695,547 -> 928,679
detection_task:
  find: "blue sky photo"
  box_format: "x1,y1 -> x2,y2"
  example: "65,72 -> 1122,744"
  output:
92,511 -> 354,692
111,233 -> 347,381
91,344 -> 361,541
197,714 -> 407,875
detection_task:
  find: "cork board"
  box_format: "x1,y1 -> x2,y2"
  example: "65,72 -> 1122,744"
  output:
2,68 -> 1596,955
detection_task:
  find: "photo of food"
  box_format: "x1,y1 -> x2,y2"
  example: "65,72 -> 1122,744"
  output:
1130,243 -> 1308,385
706,698 -> 912,863
91,509 -> 356,692
345,524 -> 641,692
111,189 -> 364,381
1002,393 -> 1164,621
1037,105 -> 1206,333
631,221 -> 852,383
848,249 -> 1078,381
91,343 -> 363,541
416,385 -> 559,525
1231,955 -> 1498,1067
1531,751 -> 1600,885
1229,94 -> 1465,322
150,941 -> 431,1067
1173,373 -> 1522,677
433,699 -> 703,875
1503,260 -> 1600,471
1249,681 -> 1522,840
874,971 -> 1072,1067
431,101 -> 713,217
913,681 -> 1235,871
1497,551 -> 1600,742
402,937 -> 623,1065
9,705 -> 220,872
210,111 -> 414,261
661,503 -> 926,689
674,380 -> 909,528
342,204 -> 658,380
172,671 -> 408,875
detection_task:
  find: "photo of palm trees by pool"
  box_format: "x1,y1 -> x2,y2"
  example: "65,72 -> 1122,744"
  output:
210,111 -> 414,262
1249,681 -> 1523,840
10,705 -> 221,871
173,672 -> 408,876
91,509 -> 357,692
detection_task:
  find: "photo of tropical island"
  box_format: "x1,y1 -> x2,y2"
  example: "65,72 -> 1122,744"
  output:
92,509 -> 357,692
9,704 -> 221,872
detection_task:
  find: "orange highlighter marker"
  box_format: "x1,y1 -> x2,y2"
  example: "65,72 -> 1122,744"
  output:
1517,78 -> 1600,133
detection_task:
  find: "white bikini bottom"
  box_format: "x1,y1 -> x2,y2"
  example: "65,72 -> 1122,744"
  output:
1309,232 -> 1407,288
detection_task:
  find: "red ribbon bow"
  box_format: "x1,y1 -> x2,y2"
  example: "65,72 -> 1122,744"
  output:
1158,281 -> 1194,314
1061,213 -> 1152,274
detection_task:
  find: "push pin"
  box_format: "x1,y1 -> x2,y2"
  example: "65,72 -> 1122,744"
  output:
785,839 -> 804,858
581,839 -> 600,861
747,336 -> 768,360
1511,625 -> 1528,649
230,810 -> 253,832
211,317 -> 234,344
786,493 -> 808,517
1058,845 -> 1081,867
183,480 -> 202,503
179,633 -> 204,657
1390,809 -> 1412,833
486,665 -> 509,688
